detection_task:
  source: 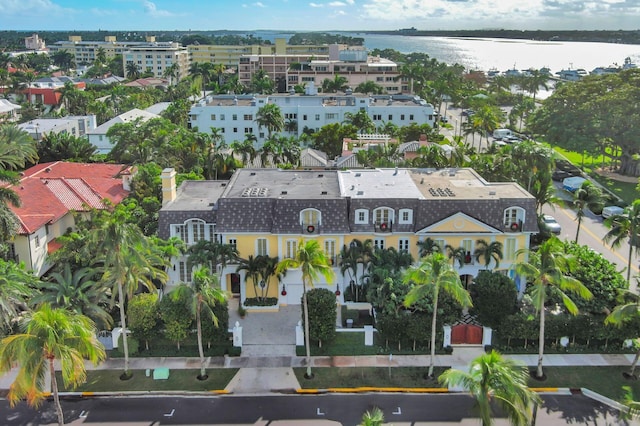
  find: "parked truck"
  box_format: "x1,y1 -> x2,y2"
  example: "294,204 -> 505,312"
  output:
493,128 -> 513,139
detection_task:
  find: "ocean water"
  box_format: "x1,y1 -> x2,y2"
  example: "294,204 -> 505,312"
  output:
254,30 -> 640,75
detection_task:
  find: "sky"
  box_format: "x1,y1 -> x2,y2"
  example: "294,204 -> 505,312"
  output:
1,0 -> 639,32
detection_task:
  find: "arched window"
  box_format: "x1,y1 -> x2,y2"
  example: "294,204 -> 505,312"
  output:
171,219 -> 215,245
503,207 -> 525,231
300,209 -> 322,228
373,207 -> 394,227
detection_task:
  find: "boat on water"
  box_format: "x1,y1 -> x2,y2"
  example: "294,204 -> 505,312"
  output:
623,56 -> 637,70
556,68 -> 588,81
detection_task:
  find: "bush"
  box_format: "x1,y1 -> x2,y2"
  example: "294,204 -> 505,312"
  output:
243,297 -> 278,307
470,270 -> 518,328
116,334 -> 139,356
306,288 -> 337,347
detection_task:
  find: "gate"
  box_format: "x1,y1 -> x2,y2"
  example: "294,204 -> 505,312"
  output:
451,324 -> 483,345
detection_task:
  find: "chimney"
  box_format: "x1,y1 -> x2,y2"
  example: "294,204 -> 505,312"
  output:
161,168 -> 177,205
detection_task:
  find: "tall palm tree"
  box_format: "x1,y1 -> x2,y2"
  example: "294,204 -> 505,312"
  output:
255,103 -> 284,140
89,217 -> 168,378
0,304 -> 105,426
32,264 -> 112,329
125,62 -> 141,80
604,200 -> 640,284
403,253 -> 472,378
236,255 -> 263,299
446,244 -> 467,268
321,74 -> 348,93
277,239 -> 334,379
170,267 -> 226,379
473,240 -> 503,270
573,182 -> 604,243
514,236 -> 592,378
439,350 -> 541,426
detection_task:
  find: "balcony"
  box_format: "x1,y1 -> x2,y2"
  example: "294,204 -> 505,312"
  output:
374,221 -> 393,233
302,223 -> 320,235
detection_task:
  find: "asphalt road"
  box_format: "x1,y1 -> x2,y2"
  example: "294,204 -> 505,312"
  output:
2,393 -> 635,425
542,182 -> 639,291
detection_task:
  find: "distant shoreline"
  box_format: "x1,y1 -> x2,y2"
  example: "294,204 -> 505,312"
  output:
355,30 -> 640,45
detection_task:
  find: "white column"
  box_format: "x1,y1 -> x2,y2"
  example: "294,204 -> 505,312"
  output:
442,325 -> 452,347
232,321 -> 243,348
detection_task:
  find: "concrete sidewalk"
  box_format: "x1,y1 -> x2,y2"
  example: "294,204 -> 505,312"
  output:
2,350 -> 637,394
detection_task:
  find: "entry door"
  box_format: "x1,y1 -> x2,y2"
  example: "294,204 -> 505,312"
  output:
451,324 -> 483,345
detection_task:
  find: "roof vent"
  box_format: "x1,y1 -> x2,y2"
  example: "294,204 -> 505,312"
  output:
321,191 -> 328,195
489,191 -> 496,195
354,172 -> 361,177
356,190 -> 364,196
45,167 -> 51,172
250,172 -> 256,176
281,190 -> 288,195
317,174 -> 324,178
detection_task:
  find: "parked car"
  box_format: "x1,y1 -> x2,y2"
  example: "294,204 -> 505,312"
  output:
440,115 -> 449,124
541,215 -> 562,235
602,206 -> 625,218
462,109 -> 475,117
552,170 -> 574,181
502,136 -> 522,144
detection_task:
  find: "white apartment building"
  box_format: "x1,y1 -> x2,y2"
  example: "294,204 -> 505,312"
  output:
49,35 -> 160,66
188,85 -> 436,146
24,33 -> 46,51
123,42 -> 190,82
18,116 -> 97,142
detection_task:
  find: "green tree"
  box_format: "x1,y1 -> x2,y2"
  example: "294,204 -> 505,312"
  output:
38,132 -> 97,163
0,304 -> 105,426
360,407 -> 385,426
0,259 -> 38,334
160,290 -> 192,350
606,291 -> 640,377
306,288 -> 337,347
403,253 -> 472,377
470,270 -> 518,329
255,103 -> 284,140
310,122 -> 358,159
32,264 -> 112,329
277,239 -> 334,378
439,350 -> 541,426
604,200 -> 640,284
343,109 -> 375,134
90,213 -> 168,378
573,182 -> 604,243
127,293 -> 160,351
354,81 -> 384,95
169,267 -> 227,379
514,236 -> 592,378
473,239 -> 503,270
125,62 -> 141,80
321,74 -> 348,93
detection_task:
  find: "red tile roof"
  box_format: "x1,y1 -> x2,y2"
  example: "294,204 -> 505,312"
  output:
8,162 -> 133,235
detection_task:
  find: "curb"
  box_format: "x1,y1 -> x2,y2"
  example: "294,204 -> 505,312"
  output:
582,388 -> 629,413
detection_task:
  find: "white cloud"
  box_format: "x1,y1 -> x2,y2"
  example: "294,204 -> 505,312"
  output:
142,0 -> 178,17
329,1 -> 348,5
309,2 -> 324,6
0,0 -> 73,16
253,1 -> 267,7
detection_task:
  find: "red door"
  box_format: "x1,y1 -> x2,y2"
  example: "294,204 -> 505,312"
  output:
451,324 -> 483,344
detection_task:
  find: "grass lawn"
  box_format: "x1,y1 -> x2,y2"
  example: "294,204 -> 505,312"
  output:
294,367 -> 448,389
295,366 -> 640,401
57,368 -> 238,392
297,332 -> 437,357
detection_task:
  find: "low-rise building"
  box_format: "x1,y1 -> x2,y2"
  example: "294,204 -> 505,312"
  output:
122,42 -> 189,82
0,99 -> 22,123
188,88 -> 436,146
24,33 -> 46,51
18,115 -> 97,141
158,167 -> 537,305
5,162 -> 134,276
86,108 -> 159,154
49,35 -> 159,66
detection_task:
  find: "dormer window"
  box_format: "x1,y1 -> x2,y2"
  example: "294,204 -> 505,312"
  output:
355,208 -> 369,224
301,208 -> 321,234
373,207 -> 394,232
398,208 -> 413,224
503,207 -> 525,231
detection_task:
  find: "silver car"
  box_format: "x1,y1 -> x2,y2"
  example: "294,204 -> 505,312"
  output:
542,215 -> 562,235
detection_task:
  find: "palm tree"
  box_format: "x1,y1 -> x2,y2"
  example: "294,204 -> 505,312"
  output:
255,103 -> 284,140
236,255 -> 263,299
125,62 -> 141,80
604,200 -> 640,284
514,236 -> 592,378
89,216 -> 168,379
277,239 -> 334,379
439,350 -> 541,426
403,253 -> 472,378
446,244 -> 467,268
321,74 -> 348,93
32,264 -> 112,329
0,259 -> 38,333
573,182 -> 604,243
355,80 -> 385,95
417,237 -> 441,258
360,406 -> 385,426
0,304 -> 105,426
605,289 -> 640,378
473,240 -> 503,270
169,267 -> 227,380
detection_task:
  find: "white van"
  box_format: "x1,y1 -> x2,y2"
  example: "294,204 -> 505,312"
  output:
602,206 -> 624,218
493,128 -> 513,139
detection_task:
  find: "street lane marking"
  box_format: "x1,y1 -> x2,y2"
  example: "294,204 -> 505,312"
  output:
393,407 -> 402,415
557,207 -> 639,275
317,408 -> 325,416
164,409 -> 175,417
79,410 -> 88,418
